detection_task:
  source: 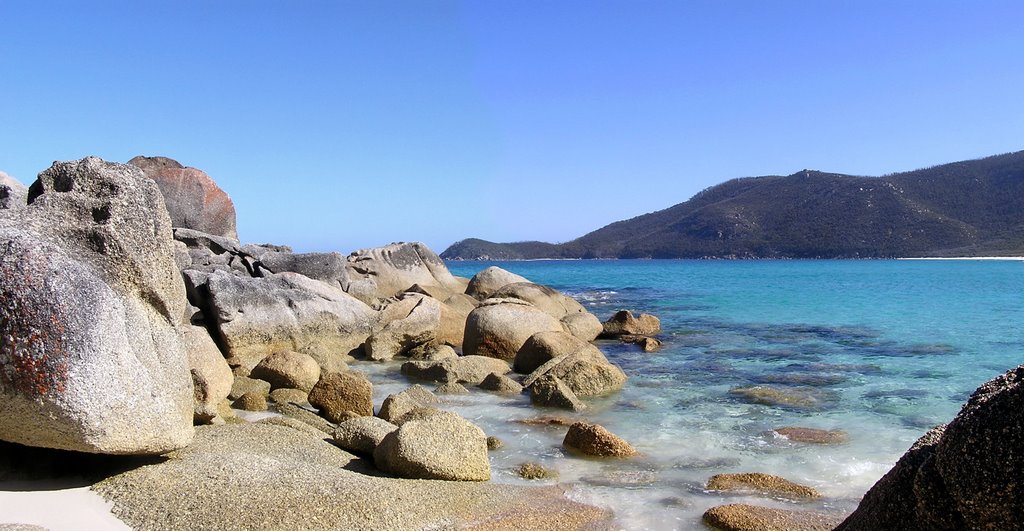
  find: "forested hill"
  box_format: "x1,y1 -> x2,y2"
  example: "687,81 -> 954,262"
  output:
441,150 -> 1024,259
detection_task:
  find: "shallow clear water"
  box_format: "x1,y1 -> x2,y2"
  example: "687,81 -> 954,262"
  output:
360,259 -> 1024,530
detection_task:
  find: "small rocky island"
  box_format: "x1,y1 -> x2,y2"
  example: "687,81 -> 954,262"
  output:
1,156 -> 1022,530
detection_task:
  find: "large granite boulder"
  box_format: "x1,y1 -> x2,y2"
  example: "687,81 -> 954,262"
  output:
465,266 -> 530,300
378,385 -> 440,424
0,157 -> 193,454
400,356 -> 512,385
344,242 -> 464,303
307,371 -> 374,422
600,310 -> 661,337
529,374 -> 587,411
563,421 -> 636,457
490,282 -> 601,342
182,325 -> 233,424
463,298 -> 564,360
838,364 -> 1024,530
514,330 -> 601,374
373,411 -> 491,481
255,250 -> 349,288
438,293 -> 477,348
366,294 -> 441,361
202,270 -> 375,373
128,155 -> 238,240
522,337 -> 627,398
250,351 -> 321,392
333,416 -> 398,455
0,171 -> 27,210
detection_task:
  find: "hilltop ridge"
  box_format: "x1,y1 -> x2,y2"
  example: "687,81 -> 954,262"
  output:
442,150 -> 1024,259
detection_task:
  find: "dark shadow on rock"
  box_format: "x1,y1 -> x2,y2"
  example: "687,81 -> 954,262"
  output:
0,440 -> 166,489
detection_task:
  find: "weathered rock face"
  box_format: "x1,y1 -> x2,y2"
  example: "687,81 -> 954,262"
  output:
465,266 -> 530,300
438,293 -> 477,347
400,356 -> 512,385
0,171 -> 27,210
490,282 -> 602,342
128,155 -> 239,240
344,242 -> 464,303
307,371 -> 374,422
373,411 -> 491,481
333,416 -> 398,455
203,270 -> 375,373
600,310 -> 661,337
250,351 -> 321,392
563,421 -> 636,457
182,325 -> 233,424
0,157 -> 194,454
366,294 -> 441,361
838,364 -> 1024,530
463,299 -> 564,361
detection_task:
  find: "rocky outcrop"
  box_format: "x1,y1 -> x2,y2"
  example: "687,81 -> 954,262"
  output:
521,336 -> 627,398
706,473 -> 821,500
600,310 -> 661,337
344,242 -> 465,303
0,171 -> 27,210
0,157 -> 193,454
529,374 -> 586,411
373,411 -> 491,481
202,270 -> 375,373
838,364 -> 1024,530
465,266 -> 530,300
400,356 -> 511,385
703,504 -> 844,531
478,372 -> 524,395
366,294 -> 441,361
250,351 -> 321,392
307,371 -> 374,422
463,298 -> 563,360
491,282 -> 602,342
182,325 -> 233,424
563,421 -> 636,457
514,331 -> 600,374
128,155 -> 238,240
333,416 -> 397,456
620,334 -> 662,352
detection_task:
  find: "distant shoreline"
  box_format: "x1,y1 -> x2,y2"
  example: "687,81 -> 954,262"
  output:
445,256 -> 1024,262
898,256 -> 1024,261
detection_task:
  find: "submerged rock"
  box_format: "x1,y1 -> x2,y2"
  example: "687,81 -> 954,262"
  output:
771,427 -> 849,444
563,421 -> 636,458
703,504 -> 845,531
729,385 -> 833,410
516,462 -> 559,480
706,473 -> 821,500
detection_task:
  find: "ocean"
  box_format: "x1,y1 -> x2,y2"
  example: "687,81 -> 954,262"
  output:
360,259 -> 1024,529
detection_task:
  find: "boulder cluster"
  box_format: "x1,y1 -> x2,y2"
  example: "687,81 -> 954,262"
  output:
0,155 -> 642,488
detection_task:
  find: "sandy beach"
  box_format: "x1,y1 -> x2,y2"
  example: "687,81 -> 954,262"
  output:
0,481 -> 129,530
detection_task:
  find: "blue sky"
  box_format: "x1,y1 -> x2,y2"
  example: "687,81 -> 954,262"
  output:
2,1 -> 1022,253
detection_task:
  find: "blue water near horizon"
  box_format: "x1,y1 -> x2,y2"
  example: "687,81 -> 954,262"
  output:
379,259 -> 1024,529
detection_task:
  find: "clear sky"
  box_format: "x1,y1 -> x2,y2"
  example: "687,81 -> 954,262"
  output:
2,1 -> 1022,253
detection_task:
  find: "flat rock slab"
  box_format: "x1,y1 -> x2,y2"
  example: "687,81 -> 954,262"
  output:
703,503 -> 845,531
93,423 -> 611,530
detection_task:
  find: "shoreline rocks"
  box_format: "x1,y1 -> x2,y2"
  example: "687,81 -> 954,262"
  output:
563,421 -> 636,457
706,472 -> 821,500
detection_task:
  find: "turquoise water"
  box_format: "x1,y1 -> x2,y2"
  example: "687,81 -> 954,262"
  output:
368,259 -> 1024,529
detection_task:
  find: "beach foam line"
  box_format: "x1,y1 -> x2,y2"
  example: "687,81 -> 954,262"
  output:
0,482 -> 129,530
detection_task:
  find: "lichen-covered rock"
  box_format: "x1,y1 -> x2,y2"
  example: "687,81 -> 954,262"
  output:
374,411 -> 491,481
563,422 -> 635,457
0,157 -> 193,454
307,371 -> 374,422
706,473 -> 821,500
250,351 -> 321,392
463,299 -> 563,361
182,325 -> 233,424
465,266 -> 530,300
344,242 -> 464,303
600,310 -> 661,337
366,294 -> 441,361
704,504 -> 844,531
401,356 -> 511,385
203,270 -> 375,373
838,364 -> 1024,530
128,155 -> 238,240
333,416 -> 398,455
478,372 -> 524,395
529,374 -> 587,411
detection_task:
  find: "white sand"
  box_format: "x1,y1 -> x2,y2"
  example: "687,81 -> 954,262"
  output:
0,481 -> 129,530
